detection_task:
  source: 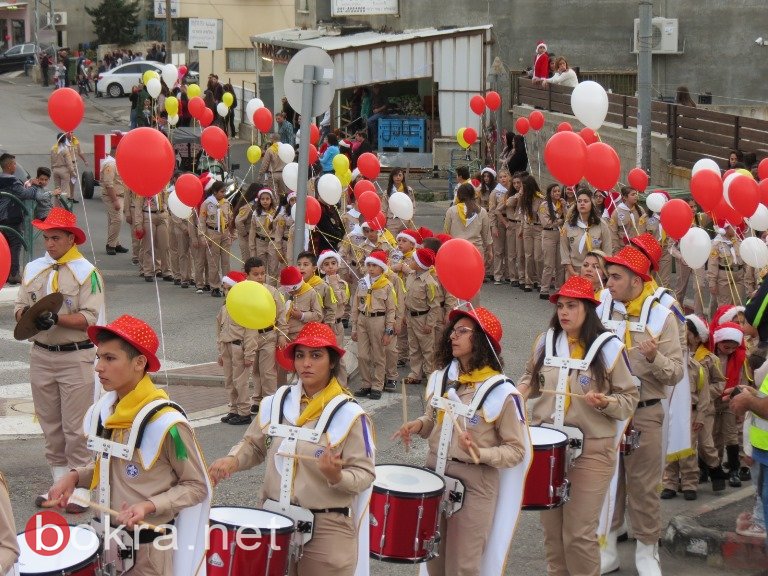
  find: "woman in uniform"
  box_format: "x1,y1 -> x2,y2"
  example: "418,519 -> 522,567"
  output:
560,189 -> 612,279
209,322 -> 376,575
521,175 -> 545,291
609,186 -> 646,251
538,183 -> 565,299
488,168 -> 509,284
580,250 -> 608,295
517,276 -> 639,576
500,171 -> 526,288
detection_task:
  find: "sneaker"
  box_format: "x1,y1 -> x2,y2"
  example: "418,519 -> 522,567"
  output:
211,288 -> 223,297
144,276 -> 153,282
250,404 -> 259,415
114,245 -> 129,253
106,246 -> 117,255
683,490 -> 697,501
132,257 -> 139,265
181,282 -> 189,289
220,413 -> 236,423
354,388 -> 371,398
522,286 -> 532,292
203,285 -> 211,292
196,287 -> 204,294
660,488 -> 677,499
369,390 -> 382,400
174,279 -> 181,286
494,280 -> 503,285
728,470 -> 742,488
510,280 -> 519,287
735,522 -> 767,539
227,414 -> 252,425
384,379 -> 398,391
738,466 -> 752,481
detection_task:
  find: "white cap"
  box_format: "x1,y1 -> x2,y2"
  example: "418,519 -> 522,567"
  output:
713,326 -> 743,345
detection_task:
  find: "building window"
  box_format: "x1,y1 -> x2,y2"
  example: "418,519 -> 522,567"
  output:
226,48 -> 256,73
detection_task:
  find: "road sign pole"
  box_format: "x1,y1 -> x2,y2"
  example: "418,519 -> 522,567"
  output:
292,63 -> 317,261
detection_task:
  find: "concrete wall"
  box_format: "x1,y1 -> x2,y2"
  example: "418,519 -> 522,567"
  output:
55,0 -> 101,50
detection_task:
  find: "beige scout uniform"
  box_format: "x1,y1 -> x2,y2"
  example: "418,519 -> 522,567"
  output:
338,231 -> 366,285
217,304 -> 258,417
488,184 -> 508,282
279,285 -> 324,385
381,186 -> 416,236
168,210 -> 189,283
404,269 -> 441,382
325,275 -> 351,384
191,216 -> 209,290
134,190 -> 170,278
228,390 -> 376,575
249,209 -> 285,283
124,190 -> 142,261
416,374 -> 529,576
99,159 -> 125,248
538,201 -> 565,293
663,356 -> 710,492
15,259 -> 104,470
391,252 -> 415,366
251,283 -> 287,404
443,205 -> 492,301
258,144 -> 288,198
643,214 -> 674,288
519,333 -> 639,576
707,236 -> 745,309
0,472 -> 18,575
522,195 -> 545,288
609,204 -> 645,253
76,419 -> 208,575
199,195 -> 232,290
695,350 -> 725,469
234,201 -> 255,262
282,212 -> 295,268
713,352 -> 750,453
341,207 -> 361,233
671,241 -> 707,317
50,143 -> 76,198
384,269 -> 407,382
501,191 -> 524,284
351,275 -> 396,393
560,219 -> 612,276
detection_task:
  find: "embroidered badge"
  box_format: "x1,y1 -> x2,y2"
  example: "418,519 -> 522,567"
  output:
578,374 -> 591,391
208,553 -> 225,568
369,512 -> 378,527
265,436 -> 272,449
314,448 -> 324,458
468,414 -> 480,427
125,463 -> 139,479
538,373 -> 545,385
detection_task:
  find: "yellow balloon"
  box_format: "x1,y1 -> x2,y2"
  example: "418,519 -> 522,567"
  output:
142,70 -> 159,85
246,145 -> 262,164
456,128 -> 469,149
225,281 -> 277,330
332,153 -> 350,174
187,83 -> 201,98
736,168 -> 754,179
222,92 -> 234,108
164,96 -> 179,115
339,169 -> 352,187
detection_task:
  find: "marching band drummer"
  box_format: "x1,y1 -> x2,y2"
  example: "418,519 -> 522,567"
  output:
517,276 -> 639,576
394,307 -> 531,576
208,322 -> 376,576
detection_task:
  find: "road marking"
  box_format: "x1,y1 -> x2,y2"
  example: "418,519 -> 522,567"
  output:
0,361 -> 29,372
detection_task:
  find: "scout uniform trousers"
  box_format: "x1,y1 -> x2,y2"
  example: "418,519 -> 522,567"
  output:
168,217 -> 180,281
251,330 -> 278,406
287,513 -> 357,576
358,313 -> 387,393
713,264 -> 745,309
52,167 -> 75,199
194,232 -> 208,289
674,259 -> 706,317
407,312 -> 436,381
206,230 -> 231,290
698,406 -> 721,469
222,341 -> 250,417
712,399 -> 738,455
101,193 -> 123,248
140,211 -> 170,277
656,248 -> 673,290
539,228 -> 562,293
663,421 -> 700,492
523,222 -> 542,287
492,225 -> 508,282
173,219 -> 192,284
505,219 -> 523,283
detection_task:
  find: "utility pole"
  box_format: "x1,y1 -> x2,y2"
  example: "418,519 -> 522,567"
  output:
165,0 -> 173,64
637,0 -> 653,173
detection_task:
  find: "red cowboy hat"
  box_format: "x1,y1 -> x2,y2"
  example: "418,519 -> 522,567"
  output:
282,322 -> 346,361
32,207 -> 86,245
448,306 -> 503,353
88,315 -> 161,372
549,276 -> 600,305
629,233 -> 662,271
604,246 -> 652,282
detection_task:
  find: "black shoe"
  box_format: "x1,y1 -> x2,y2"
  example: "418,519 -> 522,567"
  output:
384,379 -> 398,391
181,282 -> 189,289
250,404 -> 259,415
522,286 -> 532,292
729,470 -> 742,488
354,388 -> 371,398
539,293 -> 549,300
510,280 -> 519,287
709,466 -> 727,492
155,271 -> 163,277
660,488 -> 677,499
211,288 -> 223,297
163,275 -> 174,282
220,412 -> 236,423
739,466 -> 752,481
132,257 -> 139,265
369,390 -> 382,400
227,414 -> 252,425
114,245 -> 129,253
196,287 -> 204,294
203,285 -> 211,292
397,359 -> 407,367
683,490 -> 697,501
174,279 -> 181,286
106,246 -> 117,255
533,282 -> 540,290
144,276 -> 153,282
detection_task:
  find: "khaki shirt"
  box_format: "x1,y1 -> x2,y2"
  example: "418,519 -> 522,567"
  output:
501,192 -> 523,221
538,201 -> 564,230
707,237 -> 743,288
325,275 -> 350,323
50,145 -> 75,176
284,285 -> 323,337
404,269 -> 441,325
264,283 -> 288,341
100,161 -> 125,198
350,275 -> 396,332
132,189 -> 168,225
488,185 -> 507,229
308,278 -> 337,326
522,196 -> 544,227
443,205 -> 492,251
234,202 -> 255,238
697,350 -> 725,406
199,196 -> 232,233
559,220 -> 613,269
609,205 -> 646,251
384,270 -> 406,325
257,145 -> 286,176
643,214 -> 669,248
689,357 -> 710,426
216,304 -> 263,361
0,472 -> 18,574
338,233 -> 366,276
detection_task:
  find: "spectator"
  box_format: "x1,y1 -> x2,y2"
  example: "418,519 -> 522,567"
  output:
222,83 -> 237,137
276,112 -> 295,147
159,44 -> 167,64
39,50 -> 50,87
319,134 -> 340,174
207,74 -> 224,103
676,85 -> 697,107
366,84 -> 388,148
543,57 -> 578,88
281,96 -> 296,125
532,42 -> 550,84
27,167 -> 60,220
129,83 -> 142,129
727,150 -> 745,170
351,130 -> 372,169
319,109 -> 331,142
501,132 -> 528,174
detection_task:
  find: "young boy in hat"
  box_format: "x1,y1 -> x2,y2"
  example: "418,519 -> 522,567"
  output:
403,248 -> 441,386
296,251 -> 337,328
199,180 -> 232,297
318,250 -> 350,384
48,315 -> 210,576
279,265 -> 323,384
352,250 -> 397,400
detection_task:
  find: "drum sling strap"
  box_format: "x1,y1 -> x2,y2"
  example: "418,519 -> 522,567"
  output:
600,292 -> 658,335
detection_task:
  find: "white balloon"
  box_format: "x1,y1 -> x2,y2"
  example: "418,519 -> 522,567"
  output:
679,227 -> 712,269
283,162 -> 299,191
740,236 -> 768,269
570,81 -> 609,131
278,143 -> 295,164
388,191 -> 414,220
245,98 -> 265,121
317,174 -> 342,205
645,192 -> 667,214
746,205 -> 768,232
168,191 -> 192,219
691,158 -> 721,177
722,173 -> 741,208
161,63 -> 178,88
146,77 -> 162,99
291,203 -> 297,221
168,114 -> 179,126
217,102 -> 229,117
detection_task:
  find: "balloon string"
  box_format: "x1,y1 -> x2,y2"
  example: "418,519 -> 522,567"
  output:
692,268 -> 706,313
241,199 -> 290,268
198,229 -> 244,265
145,204 -> 170,387
69,154 -> 97,264
467,301 -> 503,369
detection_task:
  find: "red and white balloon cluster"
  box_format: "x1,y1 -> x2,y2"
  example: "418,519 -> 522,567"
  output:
455,91 -> 502,149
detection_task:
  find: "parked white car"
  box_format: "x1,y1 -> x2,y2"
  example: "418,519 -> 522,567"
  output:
96,61 -> 163,98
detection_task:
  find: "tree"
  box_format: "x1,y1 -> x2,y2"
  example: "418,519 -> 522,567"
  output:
86,0 -> 142,45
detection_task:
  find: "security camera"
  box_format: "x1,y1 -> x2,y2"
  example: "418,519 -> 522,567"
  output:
756,37 -> 765,45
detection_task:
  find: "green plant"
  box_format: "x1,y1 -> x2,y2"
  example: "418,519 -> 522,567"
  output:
86,0 -> 141,45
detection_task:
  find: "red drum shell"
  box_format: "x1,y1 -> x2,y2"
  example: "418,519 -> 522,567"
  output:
522,426 -> 570,510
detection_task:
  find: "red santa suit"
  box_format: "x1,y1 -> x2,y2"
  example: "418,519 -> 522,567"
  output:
533,42 -> 550,80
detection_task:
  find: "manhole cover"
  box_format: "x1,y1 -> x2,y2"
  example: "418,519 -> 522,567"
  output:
11,401 -> 36,415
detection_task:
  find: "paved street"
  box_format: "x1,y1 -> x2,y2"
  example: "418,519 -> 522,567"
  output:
0,76 -> 757,575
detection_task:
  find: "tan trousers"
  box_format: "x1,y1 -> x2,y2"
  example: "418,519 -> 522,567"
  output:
492,227 -> 507,281
697,409 -> 720,468
221,341 -> 250,416
168,219 -> 179,281
505,220 -> 523,283
612,402 -> 664,544
385,321 -> 400,381
713,402 -> 738,452
193,236 -> 208,288
206,230 -> 231,290
289,512 -> 357,576
539,229 -> 561,294
101,194 -> 123,247
542,436 -> 616,576
674,258 -> 706,317
252,236 -> 282,285
713,268 -> 745,309
663,421 -> 700,492
523,223 -> 542,287
140,212 -> 170,276
236,231 -> 250,264
357,314 -> 386,392
406,312 -> 436,381
30,345 -> 95,468
251,331 -> 278,404
173,220 -> 192,283
656,249 -> 673,290
426,459 -> 499,576
127,542 -> 172,575
52,167 -> 74,199
332,321 -> 348,386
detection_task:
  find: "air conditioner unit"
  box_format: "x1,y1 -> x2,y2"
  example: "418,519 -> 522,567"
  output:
632,17 -> 678,54
48,12 -> 67,27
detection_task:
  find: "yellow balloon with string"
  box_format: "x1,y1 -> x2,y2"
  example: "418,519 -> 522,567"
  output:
246,145 -> 262,164
164,96 -> 179,115
332,153 -> 350,174
456,127 -> 470,149
339,168 -> 353,187
187,83 -> 201,98
225,281 -> 276,330
222,92 -> 234,108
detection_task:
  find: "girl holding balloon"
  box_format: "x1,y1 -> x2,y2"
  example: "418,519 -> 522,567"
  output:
560,188 -> 612,278
381,168 -> 416,236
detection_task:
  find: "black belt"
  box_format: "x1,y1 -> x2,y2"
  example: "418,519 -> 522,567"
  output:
257,326 -> 274,334
719,264 -> 742,271
410,309 -> 430,317
637,398 -> 661,409
143,210 -> 165,214
34,340 -> 94,352
114,519 -> 174,544
362,311 -> 386,317
532,222 -> 542,226
543,227 -> 555,231
308,507 -> 351,517
206,225 -> 220,231
254,234 -> 269,241
507,218 -> 520,222
230,340 -> 242,346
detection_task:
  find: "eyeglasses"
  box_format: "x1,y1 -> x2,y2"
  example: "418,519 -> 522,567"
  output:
450,326 -> 474,338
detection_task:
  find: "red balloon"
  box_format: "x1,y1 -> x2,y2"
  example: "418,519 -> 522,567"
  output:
306,196 -> 321,226
557,122 -> 573,132
253,107 -> 273,132
201,126 -> 228,160
690,170 -> 723,212
353,179 -> 376,200
759,179 -> 768,206
357,152 -> 381,180
544,131 -> 588,186
309,124 -> 320,146
515,117 -> 530,136
627,167 -> 649,193
0,233 -> 10,287
178,65 -> 188,76
722,168 -> 736,182
369,211 -> 387,231
188,96 -> 205,119
116,128 -> 175,198
200,108 -> 214,127
463,128 -> 478,146
175,173 -> 203,207
584,143 -> 620,191
579,127 -> 599,145
529,110 -> 545,131
358,190 -> 381,221
659,199 -> 693,241
47,87 -> 84,132
308,144 -> 319,164
485,91 -> 501,111
759,158 -> 768,181
434,238 -> 485,301
469,95 -> 486,116
713,198 -> 743,227
728,175 -> 759,217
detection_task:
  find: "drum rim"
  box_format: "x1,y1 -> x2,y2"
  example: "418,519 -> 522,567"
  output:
16,526 -> 101,576
373,463 -> 445,499
529,425 -> 570,449
370,550 -> 432,564
208,506 -> 295,535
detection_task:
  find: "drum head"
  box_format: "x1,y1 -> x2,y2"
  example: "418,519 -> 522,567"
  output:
530,426 -> 569,447
209,506 -> 294,535
17,526 -> 100,574
374,464 -> 445,498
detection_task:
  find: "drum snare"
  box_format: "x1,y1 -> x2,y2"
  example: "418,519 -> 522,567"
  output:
522,426 -> 571,510
17,525 -> 102,576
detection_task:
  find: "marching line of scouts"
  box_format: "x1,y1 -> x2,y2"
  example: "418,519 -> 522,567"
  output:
2,159 -> 767,576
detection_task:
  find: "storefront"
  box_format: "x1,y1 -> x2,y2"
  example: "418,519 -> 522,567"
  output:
0,1 -> 30,52
250,24 -> 492,153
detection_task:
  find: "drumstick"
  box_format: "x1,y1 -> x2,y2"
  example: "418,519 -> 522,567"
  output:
446,404 -> 481,465
67,495 -> 166,533
628,338 -> 671,350
401,379 -> 410,454
276,452 -> 348,464
540,389 -> 584,398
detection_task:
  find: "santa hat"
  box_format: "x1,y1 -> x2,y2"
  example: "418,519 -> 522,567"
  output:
719,305 -> 745,325
685,314 -> 709,342
361,221 -> 373,230
481,167 -> 497,179
536,41 -> 548,51
418,226 -> 434,240
222,270 -> 247,286
257,187 -> 275,200
317,250 -> 340,269
339,139 -> 352,149
287,191 -> 297,203
199,171 -> 220,192
280,266 -> 304,291
397,229 -> 423,246
413,248 -> 436,270
713,322 -> 744,346
435,233 -> 452,244
365,250 -> 388,272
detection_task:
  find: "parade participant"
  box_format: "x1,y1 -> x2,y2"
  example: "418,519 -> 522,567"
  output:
249,188 -> 284,282
518,276 -> 638,576
391,228 -> 422,370
244,257 -> 286,414
394,307 -> 530,576
50,133 -> 77,202
391,228 -> 421,276
359,221 -> 392,265
381,168 -> 416,235
258,133 -> 288,198
642,192 -> 673,288
342,189 -> 361,232
609,186 -> 646,251
199,180 -> 232,297
500,171 -> 525,287
279,265 -> 323,384
598,246 -> 683,576
297,251 -> 337,328
561,189 -> 612,278
520,175 -> 545,291
14,207 -> 105,512
338,223 -> 366,285
707,224 -> 745,310
352,251 -> 397,400
283,192 -> 297,264
49,315 -> 210,576
444,183 -> 492,296
0,470 -> 18,574
478,167 -> 497,209
133,183 -> 171,282
402,248 -> 441,386
170,191 -> 196,289
318,250 -> 350,384
233,184 -> 258,262
538,182 -> 565,299
99,146 -> 128,255
580,250 -> 608,295
488,168 -> 509,285
208,322 -> 376,575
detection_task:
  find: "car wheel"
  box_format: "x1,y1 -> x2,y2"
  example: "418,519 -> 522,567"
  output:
81,171 -> 95,200
107,83 -> 123,98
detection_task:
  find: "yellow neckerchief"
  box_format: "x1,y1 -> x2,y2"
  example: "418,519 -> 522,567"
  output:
456,203 -> 468,226
366,273 -> 391,311
535,191 -> 545,200
218,198 -> 228,231
395,183 -> 405,193
576,218 -> 593,252
565,336 -> 585,413
296,377 -> 349,426
437,366 -> 500,425
307,273 -> 337,304
553,199 -> 562,213
269,142 -> 279,154
694,344 -> 710,364
51,245 -> 84,293
697,364 -> 705,392
622,282 -> 656,347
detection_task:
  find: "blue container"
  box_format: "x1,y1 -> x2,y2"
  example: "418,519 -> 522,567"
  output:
378,117 -> 426,152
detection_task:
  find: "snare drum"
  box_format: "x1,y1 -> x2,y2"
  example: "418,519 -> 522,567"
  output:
522,426 -> 570,510
369,464 -> 445,563
207,506 -> 294,576
621,428 -> 641,455
17,525 -> 101,575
